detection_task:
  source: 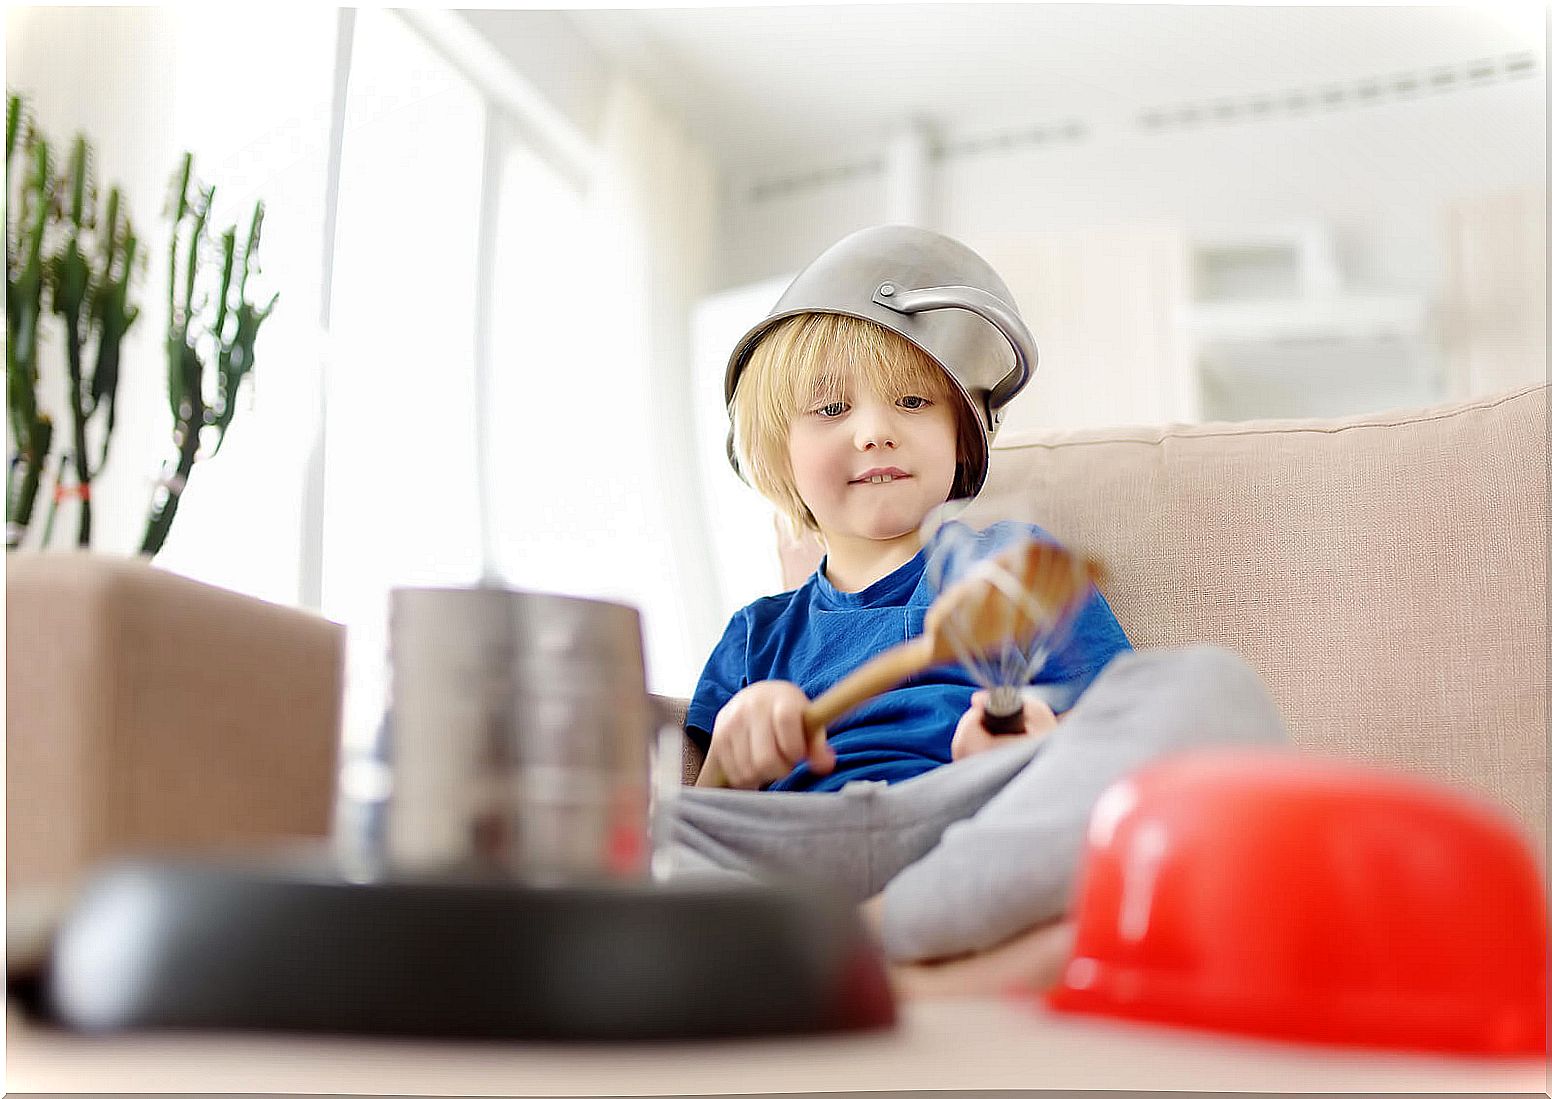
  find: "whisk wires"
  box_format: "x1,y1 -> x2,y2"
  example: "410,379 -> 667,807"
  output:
925,526 -> 1100,722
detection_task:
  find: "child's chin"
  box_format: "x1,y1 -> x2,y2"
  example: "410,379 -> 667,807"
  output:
854,511 -> 932,541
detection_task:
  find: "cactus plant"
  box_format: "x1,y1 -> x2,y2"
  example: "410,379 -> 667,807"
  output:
5,91 -> 142,550
139,152 -> 276,557
5,95 -> 272,558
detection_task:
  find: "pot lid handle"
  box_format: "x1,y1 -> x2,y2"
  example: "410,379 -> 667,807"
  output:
873,281 -> 1038,428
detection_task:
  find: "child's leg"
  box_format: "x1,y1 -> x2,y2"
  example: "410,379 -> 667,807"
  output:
877,645 -> 1291,964
665,738 -> 1042,899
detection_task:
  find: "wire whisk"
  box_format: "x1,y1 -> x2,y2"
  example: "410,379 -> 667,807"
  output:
924,514 -> 1104,733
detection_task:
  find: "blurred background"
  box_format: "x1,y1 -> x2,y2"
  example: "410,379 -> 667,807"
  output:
6,4 -> 1545,716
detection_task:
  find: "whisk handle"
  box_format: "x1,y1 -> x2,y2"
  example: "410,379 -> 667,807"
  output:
803,637 -> 936,735
981,704 -> 1027,735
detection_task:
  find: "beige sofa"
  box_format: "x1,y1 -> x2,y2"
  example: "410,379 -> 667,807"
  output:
6,384 -> 1547,1093
769,382 -> 1547,853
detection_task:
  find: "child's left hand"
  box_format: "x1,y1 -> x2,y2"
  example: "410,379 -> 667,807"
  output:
951,690 -> 1058,761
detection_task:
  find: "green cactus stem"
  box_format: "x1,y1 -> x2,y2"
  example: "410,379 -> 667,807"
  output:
210,203 -> 276,455
7,417 -> 52,548
5,105 -> 53,548
48,135 -> 96,546
140,153 -> 275,558
88,186 -> 139,471
39,452 -> 69,549
5,93 -> 19,168
139,417 -> 200,559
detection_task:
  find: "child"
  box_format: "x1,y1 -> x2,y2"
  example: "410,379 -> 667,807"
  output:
672,226 -> 1288,994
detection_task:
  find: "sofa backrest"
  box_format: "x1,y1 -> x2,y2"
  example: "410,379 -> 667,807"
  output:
779,385 -> 1548,852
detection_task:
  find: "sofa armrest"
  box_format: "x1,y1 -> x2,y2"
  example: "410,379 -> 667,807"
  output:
6,554 -> 343,894
680,735 -> 706,786
650,694 -> 703,784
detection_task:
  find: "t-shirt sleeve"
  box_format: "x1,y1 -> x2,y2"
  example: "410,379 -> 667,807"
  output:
684,608 -> 750,753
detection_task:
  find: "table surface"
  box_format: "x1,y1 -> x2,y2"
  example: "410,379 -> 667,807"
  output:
8,998 -> 1545,1095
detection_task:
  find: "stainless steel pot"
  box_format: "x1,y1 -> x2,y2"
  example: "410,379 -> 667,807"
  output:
335,585 -> 665,884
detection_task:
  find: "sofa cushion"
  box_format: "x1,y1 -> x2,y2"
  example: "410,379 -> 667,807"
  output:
779,385 -> 1547,852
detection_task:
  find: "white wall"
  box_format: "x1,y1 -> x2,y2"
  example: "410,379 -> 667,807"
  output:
718,75 -> 1544,292
714,73 -> 1546,431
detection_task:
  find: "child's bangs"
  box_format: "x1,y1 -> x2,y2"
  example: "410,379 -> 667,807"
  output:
728,309 -> 979,536
784,314 -> 956,408
846,340 -> 957,405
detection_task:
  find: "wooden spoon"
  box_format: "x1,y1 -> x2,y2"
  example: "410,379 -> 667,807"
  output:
697,539 -> 1105,788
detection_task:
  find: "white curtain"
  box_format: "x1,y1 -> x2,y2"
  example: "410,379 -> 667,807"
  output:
498,74 -> 722,698
327,49 -> 723,760
583,74 -> 722,697
322,10 -> 487,756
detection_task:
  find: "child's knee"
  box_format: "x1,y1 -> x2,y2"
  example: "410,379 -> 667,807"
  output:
1160,645 -> 1287,745
1107,644 -> 1255,695
1087,645 -> 1288,748
1169,643 -> 1259,688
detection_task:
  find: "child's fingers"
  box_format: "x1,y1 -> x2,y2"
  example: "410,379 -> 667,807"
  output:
741,701 -> 799,785
702,742 -> 736,788
950,717 -> 968,761
723,722 -> 756,788
806,723 -> 834,775
746,750 -> 778,787
704,711 -> 735,787
1022,696 -> 1059,736
694,751 -> 727,788
770,700 -> 809,769
950,705 -> 986,761
748,722 -> 792,785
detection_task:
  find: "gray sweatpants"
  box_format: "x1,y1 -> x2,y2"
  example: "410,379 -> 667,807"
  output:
666,645 -> 1291,963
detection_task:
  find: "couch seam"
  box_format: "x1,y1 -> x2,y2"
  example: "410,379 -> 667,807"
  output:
995,385 -> 1547,452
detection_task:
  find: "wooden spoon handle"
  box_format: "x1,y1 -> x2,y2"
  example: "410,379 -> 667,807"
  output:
803,637 -> 935,734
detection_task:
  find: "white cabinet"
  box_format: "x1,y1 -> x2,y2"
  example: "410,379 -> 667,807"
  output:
1185,225 -> 1439,421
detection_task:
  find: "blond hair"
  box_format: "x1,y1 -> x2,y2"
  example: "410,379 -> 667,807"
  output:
729,312 -> 983,537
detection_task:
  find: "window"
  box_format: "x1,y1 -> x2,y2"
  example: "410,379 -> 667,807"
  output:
324,9 -> 485,748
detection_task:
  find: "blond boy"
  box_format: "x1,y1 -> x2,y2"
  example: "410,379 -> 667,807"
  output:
673,229 -> 1287,993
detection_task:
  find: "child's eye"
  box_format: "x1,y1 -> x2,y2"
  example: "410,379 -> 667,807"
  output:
898,395 -> 931,410
815,401 -> 848,418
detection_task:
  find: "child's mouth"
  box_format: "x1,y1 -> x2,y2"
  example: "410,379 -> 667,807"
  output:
850,473 -> 910,485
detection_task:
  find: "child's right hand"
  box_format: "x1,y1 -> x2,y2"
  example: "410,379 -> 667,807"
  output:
698,679 -> 834,790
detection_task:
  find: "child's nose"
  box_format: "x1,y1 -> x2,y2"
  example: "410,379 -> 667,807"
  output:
852,405 -> 898,450
850,392 -> 906,450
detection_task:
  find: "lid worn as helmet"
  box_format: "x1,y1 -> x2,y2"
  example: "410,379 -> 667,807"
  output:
723,224 -> 1039,499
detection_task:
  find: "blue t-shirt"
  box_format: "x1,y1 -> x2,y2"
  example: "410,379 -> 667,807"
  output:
686,521 -> 1132,792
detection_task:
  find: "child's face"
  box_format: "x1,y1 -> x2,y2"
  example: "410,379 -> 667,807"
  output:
786,371 -> 959,545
